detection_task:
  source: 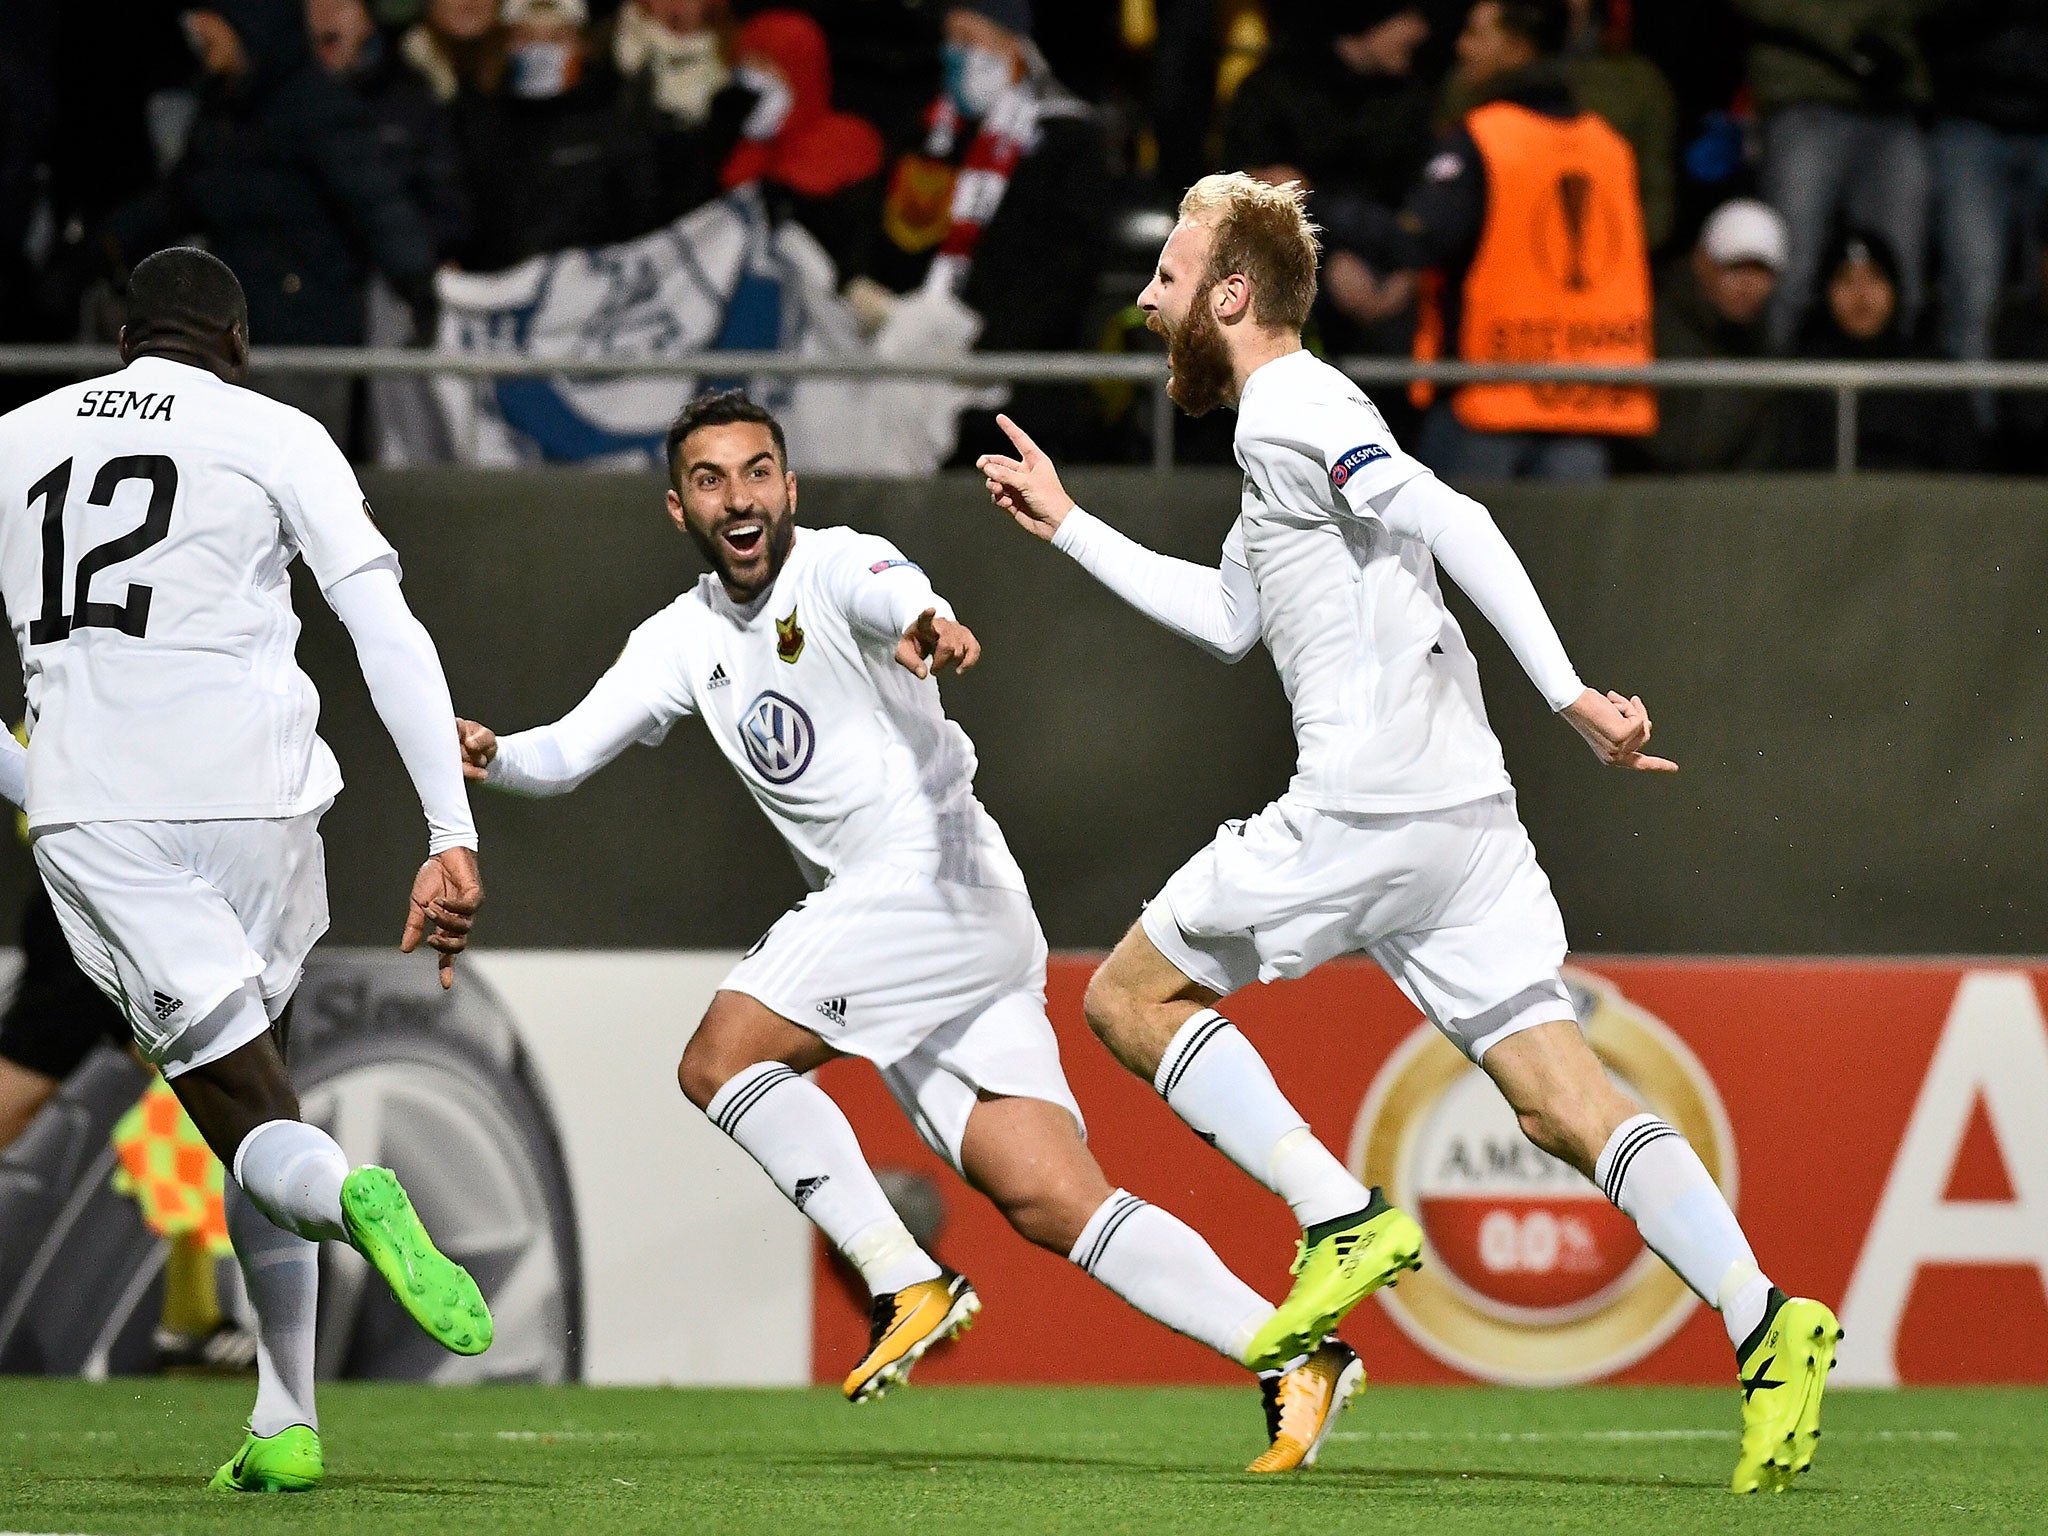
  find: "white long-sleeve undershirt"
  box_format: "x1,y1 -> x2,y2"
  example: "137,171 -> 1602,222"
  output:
1051,477 -> 1584,713
325,562 -> 478,853
487,670 -> 666,797
1051,509 -> 1261,662
1373,473 -> 1585,712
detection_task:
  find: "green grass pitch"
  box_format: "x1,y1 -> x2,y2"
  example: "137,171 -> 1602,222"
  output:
3,1379 -> 2043,1534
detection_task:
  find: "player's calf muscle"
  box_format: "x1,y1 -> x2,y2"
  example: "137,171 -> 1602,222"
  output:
1082,929 -> 1210,1080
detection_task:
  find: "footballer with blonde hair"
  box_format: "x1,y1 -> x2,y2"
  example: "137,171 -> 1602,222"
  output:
980,173 -> 1839,1495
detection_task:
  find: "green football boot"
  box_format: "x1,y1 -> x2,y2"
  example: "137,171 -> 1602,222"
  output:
1245,1189 -> 1424,1370
340,1165 -> 493,1356
1731,1289 -> 1842,1494
208,1424 -> 323,1493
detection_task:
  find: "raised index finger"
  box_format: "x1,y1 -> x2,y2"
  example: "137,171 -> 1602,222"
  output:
995,413 -> 1041,458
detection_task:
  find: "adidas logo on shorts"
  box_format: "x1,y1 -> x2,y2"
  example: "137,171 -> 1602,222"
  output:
707,664 -> 731,689
816,996 -> 848,1027
152,990 -> 183,1021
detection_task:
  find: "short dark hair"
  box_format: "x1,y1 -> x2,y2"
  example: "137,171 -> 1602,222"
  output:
664,390 -> 789,486
1493,0 -> 1571,55
124,246 -> 248,350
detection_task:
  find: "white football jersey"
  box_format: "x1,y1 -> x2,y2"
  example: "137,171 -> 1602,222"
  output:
555,525 -> 1025,892
1231,349 -> 1512,812
0,357 -> 395,827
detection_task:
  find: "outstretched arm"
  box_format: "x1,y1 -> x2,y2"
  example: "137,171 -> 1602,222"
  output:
325,564 -> 483,984
460,668 -> 673,796
1374,472 -> 1676,772
978,414 -> 1261,662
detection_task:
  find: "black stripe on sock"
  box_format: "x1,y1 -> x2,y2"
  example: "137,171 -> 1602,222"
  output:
1604,1123 -> 1681,1207
1160,1015 -> 1230,1099
1080,1194 -> 1148,1274
1598,1121 -> 1668,1203
713,1065 -> 799,1137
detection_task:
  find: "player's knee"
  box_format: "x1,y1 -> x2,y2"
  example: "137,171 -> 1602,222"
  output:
676,1033 -> 731,1111
998,1190 -> 1088,1255
1080,963 -> 1134,1045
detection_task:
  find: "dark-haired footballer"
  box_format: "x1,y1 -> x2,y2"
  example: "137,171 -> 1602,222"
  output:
0,246 -> 490,1492
456,390 -> 1359,1473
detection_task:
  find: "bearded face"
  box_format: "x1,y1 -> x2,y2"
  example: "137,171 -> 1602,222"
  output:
1151,284 -> 1234,418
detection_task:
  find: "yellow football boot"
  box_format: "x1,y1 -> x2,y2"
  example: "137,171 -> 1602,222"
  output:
1732,1289 -> 1842,1494
1245,1190 -> 1423,1370
1247,1339 -> 1365,1473
842,1269 -> 979,1403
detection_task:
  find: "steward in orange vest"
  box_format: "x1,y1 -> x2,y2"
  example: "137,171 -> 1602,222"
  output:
1413,98 -> 1656,436
1368,39 -> 1656,444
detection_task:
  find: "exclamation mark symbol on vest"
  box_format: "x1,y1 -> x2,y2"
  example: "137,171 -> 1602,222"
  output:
1557,172 -> 1592,291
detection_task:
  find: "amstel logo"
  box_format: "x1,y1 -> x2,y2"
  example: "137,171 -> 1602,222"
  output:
1347,967 -> 1736,1384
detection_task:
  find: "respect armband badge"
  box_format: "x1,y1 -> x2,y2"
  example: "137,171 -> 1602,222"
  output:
869,559 -> 921,574
1330,443 -> 1389,489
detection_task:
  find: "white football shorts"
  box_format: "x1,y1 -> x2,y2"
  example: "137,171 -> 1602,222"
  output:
1141,790 -> 1573,1062
31,806 -> 331,1078
721,865 -> 1084,1171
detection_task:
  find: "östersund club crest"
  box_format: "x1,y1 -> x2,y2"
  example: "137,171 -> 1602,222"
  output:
775,605 -> 805,663
1347,967 -> 1736,1384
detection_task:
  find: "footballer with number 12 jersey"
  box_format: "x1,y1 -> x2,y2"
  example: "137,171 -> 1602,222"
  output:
0,248 -> 490,1494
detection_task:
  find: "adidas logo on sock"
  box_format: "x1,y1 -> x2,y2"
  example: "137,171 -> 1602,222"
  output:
793,1175 -> 830,1210
707,663 -> 731,689
816,997 -> 848,1027
152,990 -> 183,1021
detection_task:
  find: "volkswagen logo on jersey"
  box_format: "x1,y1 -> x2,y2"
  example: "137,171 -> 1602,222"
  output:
740,691 -> 816,784
1347,967 -> 1735,1384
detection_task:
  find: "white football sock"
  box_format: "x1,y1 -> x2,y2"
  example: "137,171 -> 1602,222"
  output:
1596,1113 -> 1773,1349
706,1063 -> 941,1298
1069,1189 -> 1275,1367
233,1118 -> 349,1243
1153,1010 -> 1371,1228
225,1180 -> 320,1437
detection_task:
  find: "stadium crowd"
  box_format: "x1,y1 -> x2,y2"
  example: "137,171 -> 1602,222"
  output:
6,0 -> 2048,474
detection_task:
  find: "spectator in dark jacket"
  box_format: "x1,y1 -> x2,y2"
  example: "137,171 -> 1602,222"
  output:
1783,228 -> 1979,470
1734,0 -> 1940,351
1222,2 -> 1437,360
1926,1 -> 2048,415
309,0 -> 469,260
451,0 -> 661,270
1640,198 -> 1788,471
611,0 -> 749,225
850,0 -> 1110,457
102,0 -> 438,432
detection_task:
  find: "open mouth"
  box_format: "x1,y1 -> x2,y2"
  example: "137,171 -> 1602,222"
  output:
721,520 -> 765,560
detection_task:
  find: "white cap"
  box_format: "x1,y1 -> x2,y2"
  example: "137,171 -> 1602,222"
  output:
1699,199 -> 1789,272
502,0 -> 588,25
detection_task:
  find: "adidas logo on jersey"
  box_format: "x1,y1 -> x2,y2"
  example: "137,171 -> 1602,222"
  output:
152,990 -> 184,1021
793,1175 -> 831,1211
707,664 -> 730,689
816,997 -> 849,1027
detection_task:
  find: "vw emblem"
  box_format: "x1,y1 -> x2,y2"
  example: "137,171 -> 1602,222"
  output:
740,690 -> 816,784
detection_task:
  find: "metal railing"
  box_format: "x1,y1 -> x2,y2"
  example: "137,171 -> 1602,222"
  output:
5,344 -> 2044,476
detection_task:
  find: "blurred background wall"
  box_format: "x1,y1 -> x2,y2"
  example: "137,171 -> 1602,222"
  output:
5,468 -> 2038,955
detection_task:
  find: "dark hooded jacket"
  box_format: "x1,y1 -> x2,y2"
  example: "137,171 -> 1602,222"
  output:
104,0 -> 437,345
1782,229 -> 1980,470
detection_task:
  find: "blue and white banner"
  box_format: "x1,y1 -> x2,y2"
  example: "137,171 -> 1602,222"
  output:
430,189 -> 987,476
